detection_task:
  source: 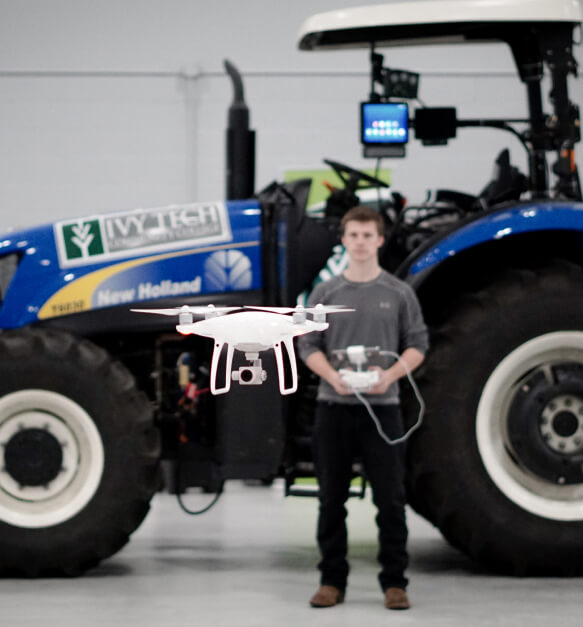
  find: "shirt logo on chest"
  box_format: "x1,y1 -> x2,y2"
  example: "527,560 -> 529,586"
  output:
379,302 -> 392,309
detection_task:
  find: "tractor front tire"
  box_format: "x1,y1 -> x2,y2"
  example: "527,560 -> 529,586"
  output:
0,328 -> 160,575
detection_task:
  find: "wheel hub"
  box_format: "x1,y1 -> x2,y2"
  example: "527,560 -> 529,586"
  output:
0,409 -> 80,503
0,391 -> 105,528
540,395 -> 583,454
508,363 -> 583,485
477,330 -> 583,522
4,427 -> 64,487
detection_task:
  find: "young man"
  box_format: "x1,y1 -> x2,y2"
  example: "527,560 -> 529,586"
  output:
297,205 -> 428,610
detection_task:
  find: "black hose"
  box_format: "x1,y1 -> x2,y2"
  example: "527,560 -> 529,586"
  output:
177,488 -> 223,516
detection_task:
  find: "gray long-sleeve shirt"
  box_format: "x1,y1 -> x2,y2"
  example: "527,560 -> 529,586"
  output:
297,270 -> 429,405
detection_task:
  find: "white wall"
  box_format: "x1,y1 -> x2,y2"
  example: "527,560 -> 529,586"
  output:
0,0 -> 581,231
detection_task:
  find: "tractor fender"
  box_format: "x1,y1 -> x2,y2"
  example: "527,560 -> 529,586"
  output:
401,201 -> 583,283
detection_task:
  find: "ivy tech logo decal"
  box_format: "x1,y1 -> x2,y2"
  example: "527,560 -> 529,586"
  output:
55,203 -> 232,268
61,220 -> 105,261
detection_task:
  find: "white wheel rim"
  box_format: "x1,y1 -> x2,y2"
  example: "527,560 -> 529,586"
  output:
0,390 -> 104,528
476,332 -> 583,521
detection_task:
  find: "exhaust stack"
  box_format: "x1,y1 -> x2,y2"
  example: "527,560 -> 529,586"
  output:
224,60 -> 256,199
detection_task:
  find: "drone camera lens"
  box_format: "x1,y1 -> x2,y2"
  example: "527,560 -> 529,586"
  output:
240,368 -> 254,383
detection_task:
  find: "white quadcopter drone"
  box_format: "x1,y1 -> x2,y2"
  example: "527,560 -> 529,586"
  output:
132,303 -> 353,395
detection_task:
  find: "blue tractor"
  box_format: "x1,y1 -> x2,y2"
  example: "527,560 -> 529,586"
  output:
1,0 -> 582,575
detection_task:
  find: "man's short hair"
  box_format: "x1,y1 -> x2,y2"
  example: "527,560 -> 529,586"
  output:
340,205 -> 384,236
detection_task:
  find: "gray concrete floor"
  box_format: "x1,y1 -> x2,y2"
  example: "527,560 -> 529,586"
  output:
0,481 -> 580,626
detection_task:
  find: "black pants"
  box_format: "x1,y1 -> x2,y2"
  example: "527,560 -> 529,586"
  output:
312,401 -> 409,592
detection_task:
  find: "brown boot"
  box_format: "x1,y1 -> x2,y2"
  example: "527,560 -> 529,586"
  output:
309,585 -> 345,608
384,587 -> 410,610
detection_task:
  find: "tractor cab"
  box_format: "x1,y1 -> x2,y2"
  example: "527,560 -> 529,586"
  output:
298,0 -> 582,221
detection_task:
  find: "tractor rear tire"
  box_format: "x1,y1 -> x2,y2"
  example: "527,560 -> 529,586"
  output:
406,262 -> 583,574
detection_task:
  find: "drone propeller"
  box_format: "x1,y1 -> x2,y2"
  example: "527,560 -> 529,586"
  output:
306,304 -> 355,315
131,304 -> 240,316
243,305 -> 297,314
132,304 -> 241,325
245,303 -> 353,324
245,304 -> 354,315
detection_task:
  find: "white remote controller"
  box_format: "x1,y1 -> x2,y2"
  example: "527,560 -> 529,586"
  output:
339,368 -> 380,391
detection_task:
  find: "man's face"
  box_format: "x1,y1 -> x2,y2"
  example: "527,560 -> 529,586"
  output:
341,219 -> 384,263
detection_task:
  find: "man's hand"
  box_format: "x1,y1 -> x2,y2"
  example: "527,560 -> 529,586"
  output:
366,348 -> 425,394
305,351 -> 352,395
328,370 -> 352,396
366,366 -> 395,395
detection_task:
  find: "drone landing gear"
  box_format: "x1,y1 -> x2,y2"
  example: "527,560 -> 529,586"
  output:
273,337 -> 298,396
230,340 -> 299,396
210,341 -> 235,395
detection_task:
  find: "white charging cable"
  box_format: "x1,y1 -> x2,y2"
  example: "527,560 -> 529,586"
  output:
350,350 -> 425,446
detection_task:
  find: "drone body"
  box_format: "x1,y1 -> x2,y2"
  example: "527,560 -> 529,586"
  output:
177,310 -> 328,348
177,310 -> 329,394
132,304 -> 352,395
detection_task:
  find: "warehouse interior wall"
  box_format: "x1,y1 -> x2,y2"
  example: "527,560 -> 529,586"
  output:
1,0 -> 582,231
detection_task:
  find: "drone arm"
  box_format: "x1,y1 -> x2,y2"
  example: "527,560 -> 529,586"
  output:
210,340 -> 235,395
273,336 -> 298,395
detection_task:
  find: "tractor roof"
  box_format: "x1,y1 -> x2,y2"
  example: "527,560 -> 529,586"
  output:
298,0 -> 583,50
